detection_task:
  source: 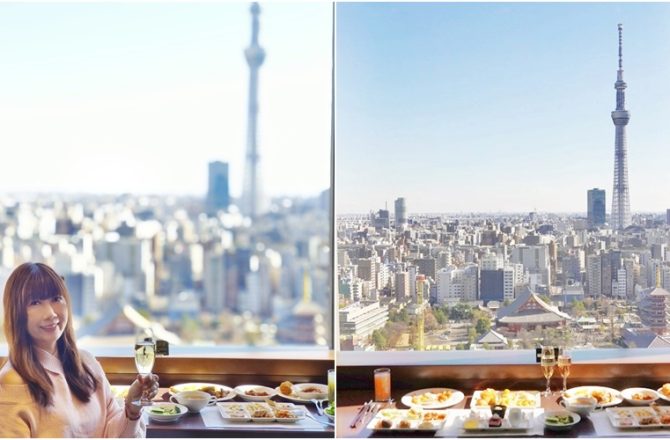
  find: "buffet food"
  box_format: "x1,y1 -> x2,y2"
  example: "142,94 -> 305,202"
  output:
471,389 -> 540,408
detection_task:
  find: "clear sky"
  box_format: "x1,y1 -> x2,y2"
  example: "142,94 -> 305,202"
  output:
0,2 -> 331,199
336,3 -> 670,214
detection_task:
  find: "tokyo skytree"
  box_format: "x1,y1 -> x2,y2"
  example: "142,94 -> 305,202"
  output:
610,24 -> 631,230
241,2 -> 265,220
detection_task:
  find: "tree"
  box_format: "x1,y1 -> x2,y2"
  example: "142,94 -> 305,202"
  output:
571,300 -> 586,317
433,308 -> 447,325
450,303 -> 473,321
372,329 -> 387,350
475,316 -> 491,335
467,327 -> 477,345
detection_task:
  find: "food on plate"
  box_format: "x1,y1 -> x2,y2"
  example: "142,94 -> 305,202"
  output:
246,387 -> 270,397
279,381 -> 294,396
398,420 -> 412,429
170,384 -> 229,399
407,407 -> 423,420
423,412 -> 446,422
300,385 -> 326,393
324,405 -> 335,417
274,409 -> 299,419
661,384 -> 670,398
661,414 -> 670,425
639,416 -> 660,426
488,414 -> 503,428
418,421 -> 435,429
475,388 -> 498,406
617,416 -> 635,426
474,388 -> 537,407
570,388 -> 615,404
632,392 -> 655,401
463,418 -> 480,430
376,419 -> 393,429
545,414 -> 574,425
410,389 -> 454,405
150,404 -> 181,415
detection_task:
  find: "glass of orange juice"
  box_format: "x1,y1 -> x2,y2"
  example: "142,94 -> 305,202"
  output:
374,368 -> 391,402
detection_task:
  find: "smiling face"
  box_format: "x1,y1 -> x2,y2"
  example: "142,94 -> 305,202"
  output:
26,293 -> 68,354
3,263 -> 74,357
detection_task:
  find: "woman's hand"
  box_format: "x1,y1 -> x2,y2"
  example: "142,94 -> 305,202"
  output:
124,374 -> 160,419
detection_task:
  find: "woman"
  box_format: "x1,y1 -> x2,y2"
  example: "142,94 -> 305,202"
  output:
0,262 -> 159,437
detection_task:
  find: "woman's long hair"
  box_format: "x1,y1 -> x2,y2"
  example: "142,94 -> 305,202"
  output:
2,262 -> 99,407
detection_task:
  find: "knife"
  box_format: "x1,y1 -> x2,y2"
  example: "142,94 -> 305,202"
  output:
349,400 -> 371,428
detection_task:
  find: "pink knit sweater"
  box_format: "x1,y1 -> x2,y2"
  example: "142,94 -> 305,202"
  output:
0,348 -> 145,438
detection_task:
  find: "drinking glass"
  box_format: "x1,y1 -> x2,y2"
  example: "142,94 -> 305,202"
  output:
540,346 -> 556,397
327,368 -> 335,407
374,368 -> 391,402
132,328 -> 156,406
557,351 -> 572,393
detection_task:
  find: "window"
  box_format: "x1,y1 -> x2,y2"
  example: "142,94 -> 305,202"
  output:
336,2 -> 670,354
0,2 -> 333,353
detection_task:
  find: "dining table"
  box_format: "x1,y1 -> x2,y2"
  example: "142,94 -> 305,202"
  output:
143,388 -> 334,438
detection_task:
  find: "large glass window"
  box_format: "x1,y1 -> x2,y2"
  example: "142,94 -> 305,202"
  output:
0,2 -> 333,353
336,3 -> 670,353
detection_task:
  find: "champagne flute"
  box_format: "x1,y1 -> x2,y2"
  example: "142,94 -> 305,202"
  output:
132,328 -> 156,406
540,346 -> 555,397
557,351 -> 572,393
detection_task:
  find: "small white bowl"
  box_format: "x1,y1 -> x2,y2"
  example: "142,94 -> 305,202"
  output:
560,396 -> 597,417
621,387 -> 659,406
293,383 -> 328,400
170,390 -> 216,413
146,403 -> 188,423
543,410 -> 581,432
234,385 -> 277,402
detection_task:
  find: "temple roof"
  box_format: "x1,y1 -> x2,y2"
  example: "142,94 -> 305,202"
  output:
496,287 -> 572,324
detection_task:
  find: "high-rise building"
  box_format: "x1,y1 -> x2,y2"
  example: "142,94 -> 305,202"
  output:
611,24 -> 632,230
394,197 -> 407,231
206,161 -> 230,214
241,3 -> 265,220
666,209 -> 670,225
587,188 -> 606,227
480,269 -> 504,304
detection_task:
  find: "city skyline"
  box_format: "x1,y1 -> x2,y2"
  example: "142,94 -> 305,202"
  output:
336,3 -> 670,214
0,2 -> 331,199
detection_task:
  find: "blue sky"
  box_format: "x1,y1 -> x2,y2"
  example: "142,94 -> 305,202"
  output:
0,2 -> 331,198
336,3 -> 670,214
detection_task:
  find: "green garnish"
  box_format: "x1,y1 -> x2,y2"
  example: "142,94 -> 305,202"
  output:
324,405 -> 335,416
545,415 -> 573,425
150,405 -> 181,415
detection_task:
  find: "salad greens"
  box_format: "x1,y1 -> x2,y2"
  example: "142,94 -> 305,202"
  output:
324,405 -> 335,416
150,405 -> 181,415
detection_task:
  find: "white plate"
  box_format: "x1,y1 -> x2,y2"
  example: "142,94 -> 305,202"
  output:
621,387 -> 659,406
605,407 -> 666,429
564,386 -> 623,408
169,382 -> 235,401
470,390 -> 541,409
292,383 -> 328,400
146,403 -> 187,423
275,386 -> 328,403
401,387 -> 465,409
461,415 -> 531,432
235,384 -> 277,402
543,410 -> 581,432
367,410 -> 448,432
657,385 -> 670,403
217,402 -> 251,423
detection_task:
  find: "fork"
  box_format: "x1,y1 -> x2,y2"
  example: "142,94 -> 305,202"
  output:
311,399 -> 325,416
304,411 -> 335,427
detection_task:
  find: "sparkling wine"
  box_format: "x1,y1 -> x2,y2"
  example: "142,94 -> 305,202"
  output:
558,355 -> 571,378
134,341 -> 155,375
